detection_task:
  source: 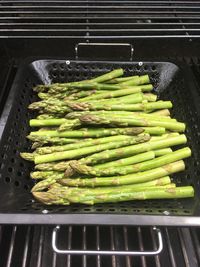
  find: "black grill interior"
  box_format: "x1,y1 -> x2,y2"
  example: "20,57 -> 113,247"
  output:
0,59 -> 199,218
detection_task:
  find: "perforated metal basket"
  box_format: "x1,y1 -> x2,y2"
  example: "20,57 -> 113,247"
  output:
0,59 -> 199,225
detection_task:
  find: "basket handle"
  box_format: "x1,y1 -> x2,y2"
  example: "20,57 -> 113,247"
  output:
75,42 -> 134,60
52,225 -> 163,256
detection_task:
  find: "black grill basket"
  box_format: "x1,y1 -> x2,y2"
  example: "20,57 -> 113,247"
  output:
0,59 -> 199,226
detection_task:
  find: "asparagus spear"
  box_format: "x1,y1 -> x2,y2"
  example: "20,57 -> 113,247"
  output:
35,161 -> 70,171
70,186 -> 194,204
36,114 -> 62,120
27,135 -> 82,145
57,176 -> 172,195
20,152 -> 36,161
51,183 -> 176,203
65,90 -> 99,100
31,174 -> 64,191
58,176 -> 172,195
35,135 -> 142,155
71,147 -> 191,176
32,192 -> 70,205
38,92 -> 67,100
119,75 -> 150,86
58,120 -> 81,131
49,82 -> 152,94
33,69 -> 124,93
77,88 -> 146,102
32,186 -> 194,205
28,127 -> 144,138
151,109 -> 170,116
62,134 -> 180,177
64,134 -> 184,177
79,93 -> 144,105
34,134 -> 150,164
66,111 -> 175,122
61,160 -> 185,187
30,171 -> 62,180
85,150 -> 169,171
32,142 -> 44,149
35,151 -> 155,171
90,68 -> 124,83
150,133 -> 179,141
67,185 -> 177,204
67,100 -> 172,112
81,134 -> 187,165
79,114 -> 185,132
154,148 -> 172,156
34,148 -> 172,172
44,104 -> 71,114
143,93 -> 157,102
70,150 -> 154,174
105,75 -> 139,84
29,118 -> 80,128
28,98 -> 65,110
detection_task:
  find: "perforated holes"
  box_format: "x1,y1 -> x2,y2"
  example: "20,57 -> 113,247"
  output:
5,177 -> 11,183
66,65 -> 72,70
8,167 -> 13,173
91,65 -> 96,70
136,65 -> 141,71
82,65 -> 88,71
183,210 -> 190,214
10,158 -> 15,163
52,63 -> 57,70
151,65 -> 156,71
60,63 -> 65,70
96,208 -> 103,211
60,72 -> 65,79
14,181 -> 20,187
52,72 -> 57,79
145,209 -> 153,213
121,208 -> 128,212
76,65 -> 80,70
17,171 -> 22,177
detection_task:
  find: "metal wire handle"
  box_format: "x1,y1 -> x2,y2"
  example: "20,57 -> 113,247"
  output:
52,226 -> 163,255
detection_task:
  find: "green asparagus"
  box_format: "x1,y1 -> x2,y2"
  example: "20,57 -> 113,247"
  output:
61,160 -> 185,187
79,114 -> 185,132
71,147 -> 191,176
34,134 -> 150,164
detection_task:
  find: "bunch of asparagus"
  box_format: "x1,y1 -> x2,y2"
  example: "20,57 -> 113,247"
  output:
20,68 -> 194,205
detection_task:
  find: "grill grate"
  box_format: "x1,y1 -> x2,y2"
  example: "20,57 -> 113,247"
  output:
0,224 -> 199,267
1,0 -> 200,38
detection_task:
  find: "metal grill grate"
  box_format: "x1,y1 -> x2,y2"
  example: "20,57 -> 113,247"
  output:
0,225 -> 199,267
1,0 -> 200,38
